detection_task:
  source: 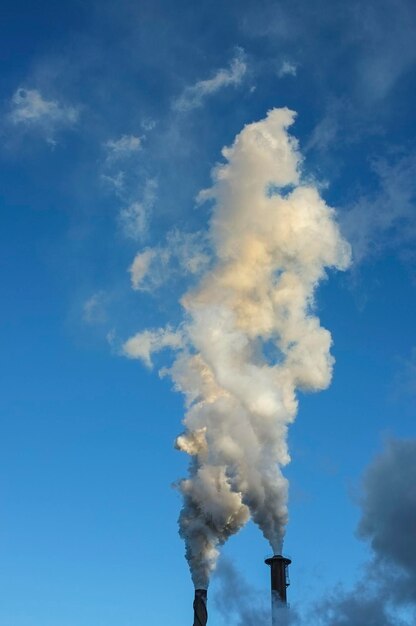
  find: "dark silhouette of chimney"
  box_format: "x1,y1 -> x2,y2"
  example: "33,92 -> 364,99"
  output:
265,554 -> 291,621
193,588 -> 208,626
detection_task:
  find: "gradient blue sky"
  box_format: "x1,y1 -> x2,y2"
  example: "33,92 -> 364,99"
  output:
1,1 -> 416,624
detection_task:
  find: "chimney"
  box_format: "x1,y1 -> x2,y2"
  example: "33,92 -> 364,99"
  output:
193,588 -> 208,626
265,554 -> 291,620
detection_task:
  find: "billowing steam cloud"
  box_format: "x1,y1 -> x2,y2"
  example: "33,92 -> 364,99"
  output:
123,108 -> 351,588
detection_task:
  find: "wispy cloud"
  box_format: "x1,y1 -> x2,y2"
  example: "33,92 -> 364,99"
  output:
129,248 -> 157,291
123,326 -> 183,368
341,153 -> 416,265
395,347 -> 416,397
306,109 -> 340,153
353,0 -> 416,102
118,178 -> 157,241
105,134 -> 141,161
243,0 -> 416,104
9,87 -> 79,144
129,229 -> 210,291
100,130 -> 157,242
141,118 -> 156,132
278,60 -> 297,78
101,171 -> 125,195
173,48 -> 247,112
83,291 -> 109,325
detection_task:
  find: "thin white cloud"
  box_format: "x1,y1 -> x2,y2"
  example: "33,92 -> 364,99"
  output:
354,0 -> 416,102
278,60 -> 297,78
141,118 -> 156,132
123,326 -> 183,368
100,130 -> 156,240
173,48 -> 247,112
305,99 -> 377,155
128,229 -> 210,291
105,134 -> 141,160
242,0 -> 416,104
395,347 -> 416,397
101,171 -> 125,194
130,248 -> 157,290
341,153 -> 416,265
306,112 -> 339,153
9,87 -> 79,143
83,291 -> 108,325
118,177 -> 157,241
119,202 -> 148,241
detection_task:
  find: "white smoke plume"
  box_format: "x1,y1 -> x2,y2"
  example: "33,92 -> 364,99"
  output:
123,108 -> 351,588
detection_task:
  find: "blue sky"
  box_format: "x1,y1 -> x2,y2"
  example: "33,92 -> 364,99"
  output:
1,1 -> 416,625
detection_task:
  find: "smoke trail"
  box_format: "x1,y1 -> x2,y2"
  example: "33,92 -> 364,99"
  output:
123,108 -> 350,588
214,557 -> 297,626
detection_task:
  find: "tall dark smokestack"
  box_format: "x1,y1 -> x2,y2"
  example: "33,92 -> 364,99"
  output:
193,589 -> 208,626
265,555 -> 291,620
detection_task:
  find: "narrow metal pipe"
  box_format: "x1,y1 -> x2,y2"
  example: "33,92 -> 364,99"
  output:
193,588 -> 208,626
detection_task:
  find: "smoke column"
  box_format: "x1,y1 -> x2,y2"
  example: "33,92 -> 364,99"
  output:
123,108 -> 351,589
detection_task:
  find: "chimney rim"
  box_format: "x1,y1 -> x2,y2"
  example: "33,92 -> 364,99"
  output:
265,554 -> 292,566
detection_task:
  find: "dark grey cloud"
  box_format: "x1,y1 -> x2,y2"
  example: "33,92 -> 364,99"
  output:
317,590 -> 402,626
213,558 -> 297,626
214,439 -> 416,626
315,439 -> 416,624
358,439 -> 416,604
311,439 -> 416,625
